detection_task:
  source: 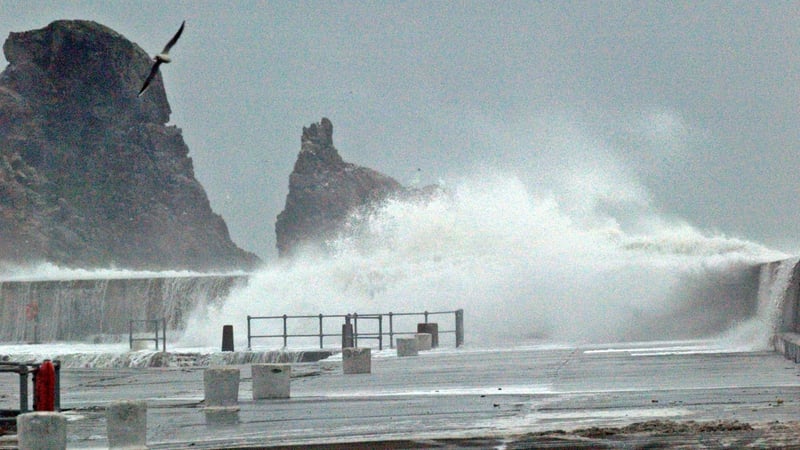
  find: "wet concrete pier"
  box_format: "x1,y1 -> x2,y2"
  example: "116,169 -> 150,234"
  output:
3,341 -> 800,448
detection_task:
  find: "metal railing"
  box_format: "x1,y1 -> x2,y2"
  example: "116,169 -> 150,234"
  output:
129,319 -> 167,352
247,309 -> 464,350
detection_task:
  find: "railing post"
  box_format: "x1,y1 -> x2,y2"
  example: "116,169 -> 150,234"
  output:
424,310 -> 429,323
455,309 -> 464,347
246,315 -> 251,350
319,314 -> 324,348
282,314 -> 288,348
162,318 -> 167,352
19,364 -> 28,413
378,314 -> 383,350
153,319 -> 158,351
54,360 -> 61,411
128,320 -> 133,350
388,312 -> 394,349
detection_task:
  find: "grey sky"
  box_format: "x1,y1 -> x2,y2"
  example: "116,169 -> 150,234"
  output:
1,1 -> 798,260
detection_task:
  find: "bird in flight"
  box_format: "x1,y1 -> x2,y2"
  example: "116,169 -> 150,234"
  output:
138,20 -> 185,97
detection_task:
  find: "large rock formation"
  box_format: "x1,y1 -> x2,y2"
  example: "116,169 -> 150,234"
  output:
276,118 -> 435,256
0,20 -> 259,270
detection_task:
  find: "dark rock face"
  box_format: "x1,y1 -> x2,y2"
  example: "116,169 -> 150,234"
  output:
0,20 -> 259,271
276,118 -> 436,257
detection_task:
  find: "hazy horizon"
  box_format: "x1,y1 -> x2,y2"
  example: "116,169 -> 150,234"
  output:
1,2 -> 798,261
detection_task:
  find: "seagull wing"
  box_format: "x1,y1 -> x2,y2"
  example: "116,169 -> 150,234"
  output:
161,20 -> 185,55
138,60 -> 162,97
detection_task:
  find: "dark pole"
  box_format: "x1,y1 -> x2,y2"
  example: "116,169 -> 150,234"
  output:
247,315 -> 252,350
282,314 -> 288,348
319,314 -> 324,348
388,312 -> 394,349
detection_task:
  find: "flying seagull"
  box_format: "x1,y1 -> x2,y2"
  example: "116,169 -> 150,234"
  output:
138,20 -> 185,97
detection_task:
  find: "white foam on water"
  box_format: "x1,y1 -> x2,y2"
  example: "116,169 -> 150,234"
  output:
178,171 -> 784,351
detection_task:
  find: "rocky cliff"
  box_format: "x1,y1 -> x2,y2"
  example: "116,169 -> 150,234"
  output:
0,20 -> 259,271
276,118 -> 437,256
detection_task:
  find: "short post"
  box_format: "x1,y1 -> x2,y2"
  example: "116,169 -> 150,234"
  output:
342,347 -> 371,374
396,338 -> 418,357
203,367 -> 240,408
455,309 -> 464,347
17,411 -> 67,450
106,400 -> 147,449
252,364 -> 291,399
342,315 -> 354,349
417,322 -> 439,348
415,333 -> 432,351
221,325 -> 235,352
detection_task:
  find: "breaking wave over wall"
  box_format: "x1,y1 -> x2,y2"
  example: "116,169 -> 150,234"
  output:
179,174 -> 792,351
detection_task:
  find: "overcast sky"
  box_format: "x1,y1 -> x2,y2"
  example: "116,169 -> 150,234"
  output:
1,1 -> 798,260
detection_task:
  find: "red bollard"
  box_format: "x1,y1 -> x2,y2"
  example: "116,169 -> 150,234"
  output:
34,360 -> 56,411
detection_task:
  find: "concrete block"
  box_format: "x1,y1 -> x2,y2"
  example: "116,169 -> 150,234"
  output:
252,364 -> 291,399
204,367 -> 240,408
106,400 -> 147,449
131,340 -> 152,351
17,411 -> 67,450
415,333 -> 432,351
417,323 -> 439,347
342,347 -> 371,374
396,338 -> 418,357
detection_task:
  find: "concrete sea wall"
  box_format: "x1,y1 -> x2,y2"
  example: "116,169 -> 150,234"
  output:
772,258 -> 800,360
0,275 -> 248,342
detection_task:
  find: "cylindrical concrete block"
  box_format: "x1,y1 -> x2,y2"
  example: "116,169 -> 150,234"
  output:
415,332 -> 432,351
17,411 -> 67,450
204,367 -> 240,407
417,323 -> 439,347
106,400 -> 147,449
396,338 -> 418,357
342,347 -> 371,374
252,364 -> 291,399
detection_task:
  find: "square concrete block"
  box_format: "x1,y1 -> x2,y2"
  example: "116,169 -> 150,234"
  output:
396,338 -> 418,357
415,333 -> 432,351
106,400 -> 147,449
204,367 -> 240,407
417,323 -> 439,347
252,364 -> 291,399
342,347 -> 371,374
17,412 -> 67,450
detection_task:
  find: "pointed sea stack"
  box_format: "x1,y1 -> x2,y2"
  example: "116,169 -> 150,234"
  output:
0,20 -> 259,270
275,118 -> 407,256
275,118 -> 442,256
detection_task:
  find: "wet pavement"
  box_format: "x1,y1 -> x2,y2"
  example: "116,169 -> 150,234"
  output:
6,342 -> 800,448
